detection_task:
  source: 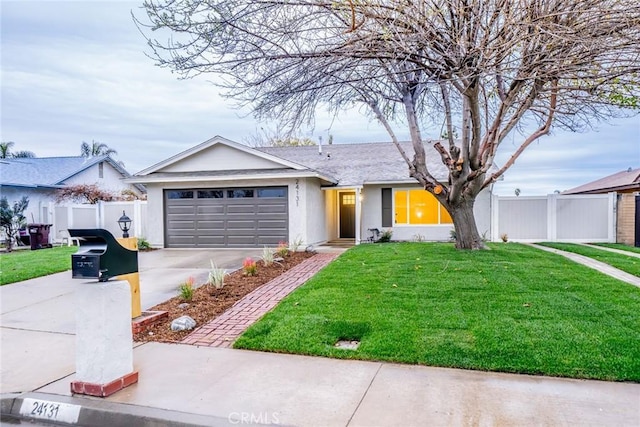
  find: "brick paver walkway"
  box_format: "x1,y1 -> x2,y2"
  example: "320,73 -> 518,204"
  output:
181,252 -> 339,348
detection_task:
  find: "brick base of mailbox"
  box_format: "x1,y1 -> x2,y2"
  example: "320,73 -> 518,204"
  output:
71,371 -> 138,398
131,311 -> 168,335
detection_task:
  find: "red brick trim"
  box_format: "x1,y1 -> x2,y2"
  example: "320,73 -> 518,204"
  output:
71,371 -> 139,397
132,311 -> 168,334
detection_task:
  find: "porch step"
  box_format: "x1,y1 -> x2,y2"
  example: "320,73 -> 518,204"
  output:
323,239 -> 356,248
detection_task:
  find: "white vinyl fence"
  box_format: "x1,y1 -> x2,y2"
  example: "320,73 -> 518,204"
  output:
49,200 -> 148,244
491,193 -> 616,243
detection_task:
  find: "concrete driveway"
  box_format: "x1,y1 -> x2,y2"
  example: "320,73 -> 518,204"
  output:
0,248 -> 259,393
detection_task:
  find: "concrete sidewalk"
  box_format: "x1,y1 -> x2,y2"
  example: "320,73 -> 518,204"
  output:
3,343 -> 639,426
2,247 -> 640,426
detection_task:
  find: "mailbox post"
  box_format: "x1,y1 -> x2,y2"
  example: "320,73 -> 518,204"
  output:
69,229 -> 139,398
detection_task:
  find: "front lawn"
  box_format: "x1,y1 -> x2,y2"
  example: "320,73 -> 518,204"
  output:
0,246 -> 78,285
593,243 -> 640,254
539,242 -> 640,277
235,243 -> 640,382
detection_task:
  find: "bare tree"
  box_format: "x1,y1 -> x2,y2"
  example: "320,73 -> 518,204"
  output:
138,0 -> 640,249
245,126 -> 317,147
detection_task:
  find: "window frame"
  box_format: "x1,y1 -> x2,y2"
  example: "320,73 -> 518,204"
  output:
392,188 -> 453,226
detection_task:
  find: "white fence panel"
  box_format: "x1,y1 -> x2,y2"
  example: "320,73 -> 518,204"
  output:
492,193 -> 615,243
51,201 -> 147,244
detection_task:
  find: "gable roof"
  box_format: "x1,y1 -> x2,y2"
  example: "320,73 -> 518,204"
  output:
132,136 -> 465,187
258,141 -> 451,186
562,168 -> 640,195
0,155 -> 133,189
136,135 -> 310,176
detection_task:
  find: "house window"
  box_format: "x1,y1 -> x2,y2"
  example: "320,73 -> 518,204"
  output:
167,190 -> 194,199
393,189 -> 452,225
227,189 -> 254,198
341,194 -> 356,205
197,190 -> 224,198
257,187 -> 286,198
99,162 -> 104,178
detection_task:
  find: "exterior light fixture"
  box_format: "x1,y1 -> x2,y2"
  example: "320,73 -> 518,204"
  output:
117,210 -> 132,238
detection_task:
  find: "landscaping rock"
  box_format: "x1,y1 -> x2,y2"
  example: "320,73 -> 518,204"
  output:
170,315 -> 196,331
178,303 -> 190,309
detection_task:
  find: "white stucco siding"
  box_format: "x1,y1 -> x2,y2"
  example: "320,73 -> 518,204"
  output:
160,144 -> 289,173
63,162 -> 141,196
304,178 -> 327,246
145,184 -> 165,247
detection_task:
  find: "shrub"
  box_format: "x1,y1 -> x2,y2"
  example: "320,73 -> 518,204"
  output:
178,277 -> 195,301
276,241 -> 290,257
0,196 -> 29,252
137,237 -> 152,250
500,233 -> 509,243
208,260 -> 227,289
289,236 -> 304,252
243,257 -> 258,276
377,229 -> 393,243
412,234 -> 426,242
261,246 -> 275,266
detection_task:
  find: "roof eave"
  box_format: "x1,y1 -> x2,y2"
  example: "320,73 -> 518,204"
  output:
125,170 -> 338,185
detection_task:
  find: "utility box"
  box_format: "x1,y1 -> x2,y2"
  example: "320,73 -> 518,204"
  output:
70,229 -> 138,282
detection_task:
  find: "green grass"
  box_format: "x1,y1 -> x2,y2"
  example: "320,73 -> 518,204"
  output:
592,243 -> 640,254
539,242 -> 640,277
0,246 -> 78,285
235,243 -> 640,382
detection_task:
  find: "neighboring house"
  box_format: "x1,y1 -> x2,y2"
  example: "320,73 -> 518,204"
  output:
0,155 -> 146,228
563,168 -> 640,246
128,136 -> 493,248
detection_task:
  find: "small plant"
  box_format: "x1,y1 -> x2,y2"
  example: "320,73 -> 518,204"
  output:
449,228 -> 457,242
289,236 -> 304,252
276,241 -> 290,257
137,237 -> 152,250
377,229 -> 393,243
243,257 -> 258,276
412,234 -> 426,242
178,276 -> 195,301
208,260 -> 227,289
500,233 -> 509,243
261,246 -> 275,266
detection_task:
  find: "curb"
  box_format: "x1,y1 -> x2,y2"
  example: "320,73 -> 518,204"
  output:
0,392 -> 236,426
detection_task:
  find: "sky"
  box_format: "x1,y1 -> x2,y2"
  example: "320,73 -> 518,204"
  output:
1,0 -> 639,196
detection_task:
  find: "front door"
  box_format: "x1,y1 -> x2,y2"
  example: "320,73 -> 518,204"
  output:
339,192 -> 356,238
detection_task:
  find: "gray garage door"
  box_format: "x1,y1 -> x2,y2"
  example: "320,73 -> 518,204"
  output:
164,187 -> 288,248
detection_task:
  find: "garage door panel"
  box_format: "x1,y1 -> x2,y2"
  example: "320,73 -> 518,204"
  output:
197,205 -> 225,214
165,187 -> 288,248
196,220 -> 225,229
257,204 -> 287,214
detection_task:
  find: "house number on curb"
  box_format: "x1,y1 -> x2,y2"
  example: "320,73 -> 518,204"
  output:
19,398 -> 81,424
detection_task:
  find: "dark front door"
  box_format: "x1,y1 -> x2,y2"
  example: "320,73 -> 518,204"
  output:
339,192 -> 356,238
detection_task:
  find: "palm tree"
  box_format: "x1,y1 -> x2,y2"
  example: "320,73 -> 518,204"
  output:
0,142 -> 36,158
80,140 -> 118,157
0,141 -> 15,158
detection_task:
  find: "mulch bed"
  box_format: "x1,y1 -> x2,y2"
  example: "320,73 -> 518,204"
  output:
134,251 -> 315,343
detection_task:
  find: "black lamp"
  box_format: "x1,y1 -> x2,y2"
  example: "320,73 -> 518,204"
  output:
117,210 -> 132,238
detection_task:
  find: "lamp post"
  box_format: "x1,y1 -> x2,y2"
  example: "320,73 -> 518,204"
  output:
117,210 -> 132,238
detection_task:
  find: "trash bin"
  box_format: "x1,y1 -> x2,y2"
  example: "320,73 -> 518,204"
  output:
28,223 -> 52,250
18,228 -> 30,246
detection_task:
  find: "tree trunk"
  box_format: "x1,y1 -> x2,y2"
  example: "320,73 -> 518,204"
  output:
449,198 -> 487,250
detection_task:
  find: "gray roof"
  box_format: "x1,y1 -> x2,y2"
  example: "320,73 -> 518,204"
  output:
0,156 -> 131,188
257,142 -> 451,186
563,168 -> 640,194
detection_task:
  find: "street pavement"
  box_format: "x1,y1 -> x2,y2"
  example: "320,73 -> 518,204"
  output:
1,247 -> 639,426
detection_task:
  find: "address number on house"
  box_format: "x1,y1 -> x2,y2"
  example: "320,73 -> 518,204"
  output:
19,398 -> 81,424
